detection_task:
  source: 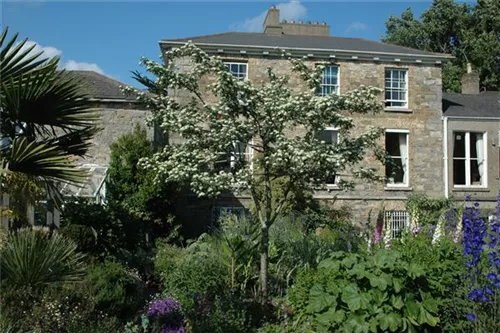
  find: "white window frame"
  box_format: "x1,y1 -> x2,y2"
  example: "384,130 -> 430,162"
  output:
384,210 -> 409,239
223,61 -> 248,80
452,131 -> 488,188
384,68 -> 408,109
230,139 -> 254,171
319,127 -> 340,187
385,129 -> 410,188
319,65 -> 340,96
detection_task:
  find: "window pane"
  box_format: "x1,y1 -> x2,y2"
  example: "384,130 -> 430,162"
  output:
453,132 -> 466,158
385,133 -> 401,156
318,130 -> 338,144
469,132 -> 483,159
386,157 -> 405,183
470,159 -> 483,186
385,70 -> 391,79
453,159 -> 466,185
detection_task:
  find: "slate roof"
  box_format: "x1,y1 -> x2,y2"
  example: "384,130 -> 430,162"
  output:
443,91 -> 500,118
161,32 -> 451,59
65,70 -> 137,102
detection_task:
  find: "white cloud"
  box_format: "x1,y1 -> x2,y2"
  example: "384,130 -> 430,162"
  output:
16,40 -> 104,74
63,60 -> 104,74
346,22 -> 368,33
231,1 -> 307,33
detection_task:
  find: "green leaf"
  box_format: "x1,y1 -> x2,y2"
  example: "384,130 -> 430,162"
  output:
308,284 -> 336,313
369,274 -> 388,291
341,283 -> 370,312
369,318 -> 378,333
405,300 -> 420,323
418,307 -> 440,327
393,278 -> 403,293
341,254 -> 359,269
378,313 -> 402,332
318,258 -> 341,271
343,315 -> 369,333
350,263 -> 368,280
316,308 -> 344,327
391,295 -> 404,310
407,262 -> 425,279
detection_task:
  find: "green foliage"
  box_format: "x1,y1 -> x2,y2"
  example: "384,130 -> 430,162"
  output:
289,249 -> 443,332
383,0 -> 500,92
85,261 -> 145,320
1,228 -> 85,287
0,27 -> 98,206
61,198 -> 123,257
59,223 -> 97,253
0,283 -> 119,333
406,194 -> 453,227
155,235 -> 261,333
107,124 -> 182,243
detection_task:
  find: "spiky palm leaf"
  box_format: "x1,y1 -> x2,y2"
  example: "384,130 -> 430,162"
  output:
1,228 -> 86,287
0,27 -> 99,206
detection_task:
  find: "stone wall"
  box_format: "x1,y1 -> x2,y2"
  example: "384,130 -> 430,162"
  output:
79,102 -> 152,166
170,54 -> 445,227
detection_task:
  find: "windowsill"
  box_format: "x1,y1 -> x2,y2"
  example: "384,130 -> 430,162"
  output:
384,107 -> 413,113
452,187 -> 490,192
314,184 -> 342,191
384,186 -> 413,191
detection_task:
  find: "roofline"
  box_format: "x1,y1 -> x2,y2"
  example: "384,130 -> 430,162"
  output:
89,98 -> 140,103
443,115 -> 500,120
159,40 -> 453,64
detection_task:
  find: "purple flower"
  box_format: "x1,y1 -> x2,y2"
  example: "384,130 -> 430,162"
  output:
466,312 -> 476,322
148,298 -> 183,318
147,297 -> 185,331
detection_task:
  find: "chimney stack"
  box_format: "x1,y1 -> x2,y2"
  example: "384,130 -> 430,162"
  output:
262,5 -> 330,36
461,63 -> 480,94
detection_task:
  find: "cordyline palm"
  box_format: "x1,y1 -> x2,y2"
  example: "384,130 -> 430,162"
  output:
0,27 -> 98,210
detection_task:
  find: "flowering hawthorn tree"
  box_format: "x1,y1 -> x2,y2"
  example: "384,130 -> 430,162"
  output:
125,42 -> 384,303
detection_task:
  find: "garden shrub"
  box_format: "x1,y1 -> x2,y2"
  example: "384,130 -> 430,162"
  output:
86,260 -> 146,320
59,223 -> 97,253
155,236 -> 260,333
288,249 -> 442,333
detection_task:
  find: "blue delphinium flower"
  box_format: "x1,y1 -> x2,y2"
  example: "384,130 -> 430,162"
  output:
147,298 -> 186,333
466,312 -> 476,322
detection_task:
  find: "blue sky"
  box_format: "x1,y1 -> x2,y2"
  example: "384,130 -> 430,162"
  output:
2,1 -> 469,87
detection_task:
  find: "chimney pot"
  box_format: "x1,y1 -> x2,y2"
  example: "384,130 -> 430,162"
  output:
307,21 -> 311,24
314,21 -> 319,25
299,20 -> 303,24
271,5 -> 276,9
461,64 -> 480,94
282,19 -> 287,23
290,20 -> 295,23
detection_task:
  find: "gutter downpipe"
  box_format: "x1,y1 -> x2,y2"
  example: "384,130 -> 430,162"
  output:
443,116 -> 449,199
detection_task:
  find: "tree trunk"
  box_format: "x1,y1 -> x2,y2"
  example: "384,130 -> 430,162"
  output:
260,223 -> 269,305
260,166 -> 272,306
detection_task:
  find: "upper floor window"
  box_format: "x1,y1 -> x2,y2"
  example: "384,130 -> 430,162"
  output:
317,127 -> 339,185
385,69 -> 408,108
215,140 -> 253,172
224,62 -> 248,79
453,131 -> 486,187
319,66 -> 339,96
385,130 -> 409,187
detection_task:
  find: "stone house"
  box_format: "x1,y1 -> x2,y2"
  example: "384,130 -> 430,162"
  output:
1,71 -> 152,228
159,5 -> 473,235
443,66 -> 500,214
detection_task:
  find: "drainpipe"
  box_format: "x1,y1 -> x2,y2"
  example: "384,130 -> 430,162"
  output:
442,116 -> 449,198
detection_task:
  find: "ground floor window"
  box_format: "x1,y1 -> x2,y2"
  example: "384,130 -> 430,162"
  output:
385,130 -> 409,187
453,131 -> 486,187
384,210 -> 409,239
211,206 -> 246,224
